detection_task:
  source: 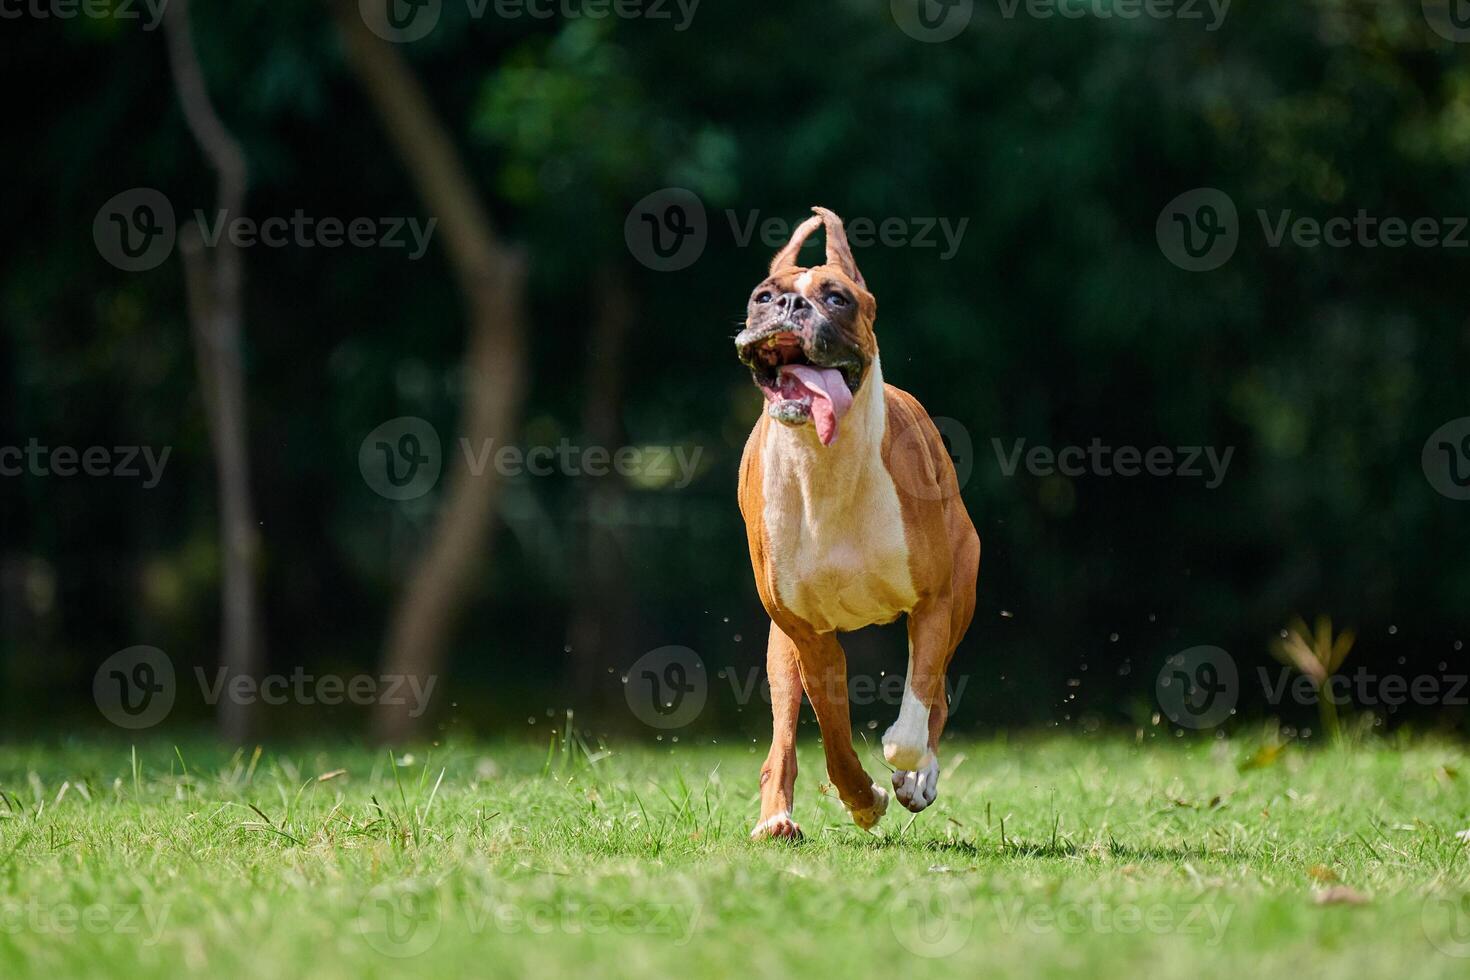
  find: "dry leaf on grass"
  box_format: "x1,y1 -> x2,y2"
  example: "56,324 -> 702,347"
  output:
1313,885 -> 1369,905
1239,743 -> 1286,772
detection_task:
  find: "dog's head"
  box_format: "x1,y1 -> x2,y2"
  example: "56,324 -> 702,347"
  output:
735,207 -> 877,446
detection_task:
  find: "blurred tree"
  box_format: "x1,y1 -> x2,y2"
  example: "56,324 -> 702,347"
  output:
566,266 -> 635,698
328,0 -> 530,742
164,0 -> 264,742
2,1 -> 1467,737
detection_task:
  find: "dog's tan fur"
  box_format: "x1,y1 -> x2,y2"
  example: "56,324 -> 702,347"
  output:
737,207 -> 980,838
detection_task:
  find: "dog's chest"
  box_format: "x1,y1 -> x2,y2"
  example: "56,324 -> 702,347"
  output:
761,434 -> 917,634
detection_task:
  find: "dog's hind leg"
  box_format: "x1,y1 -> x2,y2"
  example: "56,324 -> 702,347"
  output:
751,623 -> 803,840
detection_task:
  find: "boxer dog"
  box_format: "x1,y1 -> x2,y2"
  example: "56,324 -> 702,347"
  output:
736,207 -> 980,839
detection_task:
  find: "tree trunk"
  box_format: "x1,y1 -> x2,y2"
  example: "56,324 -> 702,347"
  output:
566,268 -> 635,701
326,0 -> 530,743
164,0 -> 263,744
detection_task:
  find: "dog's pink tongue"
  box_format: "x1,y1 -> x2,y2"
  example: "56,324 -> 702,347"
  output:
782,364 -> 854,446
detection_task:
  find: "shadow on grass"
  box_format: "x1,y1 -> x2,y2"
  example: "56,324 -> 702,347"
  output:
853,834 -> 1234,864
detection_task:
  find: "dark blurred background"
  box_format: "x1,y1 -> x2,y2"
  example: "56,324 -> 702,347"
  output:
2,0 -> 1468,744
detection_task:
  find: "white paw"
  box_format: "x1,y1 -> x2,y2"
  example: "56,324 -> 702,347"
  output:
847,783 -> 889,831
892,755 -> 940,813
882,721 -> 933,773
750,810 -> 803,841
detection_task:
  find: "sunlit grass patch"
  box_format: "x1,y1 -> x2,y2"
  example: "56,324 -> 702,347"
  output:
1,733 -> 1468,978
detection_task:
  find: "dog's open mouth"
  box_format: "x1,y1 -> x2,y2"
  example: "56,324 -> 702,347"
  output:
738,330 -> 859,446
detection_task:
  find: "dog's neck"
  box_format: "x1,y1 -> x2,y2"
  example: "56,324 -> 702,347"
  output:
765,354 -> 887,500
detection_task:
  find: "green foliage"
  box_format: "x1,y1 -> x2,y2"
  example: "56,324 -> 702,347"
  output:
1,2 -> 1467,733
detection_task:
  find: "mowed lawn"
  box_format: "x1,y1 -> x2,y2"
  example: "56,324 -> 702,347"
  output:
2,733 -> 1470,978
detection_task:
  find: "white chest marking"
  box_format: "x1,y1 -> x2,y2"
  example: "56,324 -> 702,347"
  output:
761,356 -> 917,633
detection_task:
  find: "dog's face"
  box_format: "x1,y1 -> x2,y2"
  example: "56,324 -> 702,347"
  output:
735,208 -> 877,445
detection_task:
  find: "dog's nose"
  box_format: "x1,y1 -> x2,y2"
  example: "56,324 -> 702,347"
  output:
775,292 -> 810,318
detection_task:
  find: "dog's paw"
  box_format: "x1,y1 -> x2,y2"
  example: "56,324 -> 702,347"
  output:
882,723 -> 933,773
892,755 -> 940,813
750,811 -> 803,841
847,783 -> 889,831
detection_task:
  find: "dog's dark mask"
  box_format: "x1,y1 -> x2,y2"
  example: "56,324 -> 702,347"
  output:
735,208 -> 878,445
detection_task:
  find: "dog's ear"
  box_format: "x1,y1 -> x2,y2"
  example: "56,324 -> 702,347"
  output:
768,213 -> 823,275
811,206 -> 866,290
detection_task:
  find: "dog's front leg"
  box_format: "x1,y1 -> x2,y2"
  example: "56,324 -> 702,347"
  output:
787,628 -> 888,831
751,623 -> 802,840
884,596 -> 956,813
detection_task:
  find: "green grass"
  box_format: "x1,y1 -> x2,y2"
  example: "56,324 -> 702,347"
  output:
2,731 -> 1470,978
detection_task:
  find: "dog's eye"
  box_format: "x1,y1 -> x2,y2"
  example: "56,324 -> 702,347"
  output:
825,292 -> 850,308
754,291 -> 773,304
